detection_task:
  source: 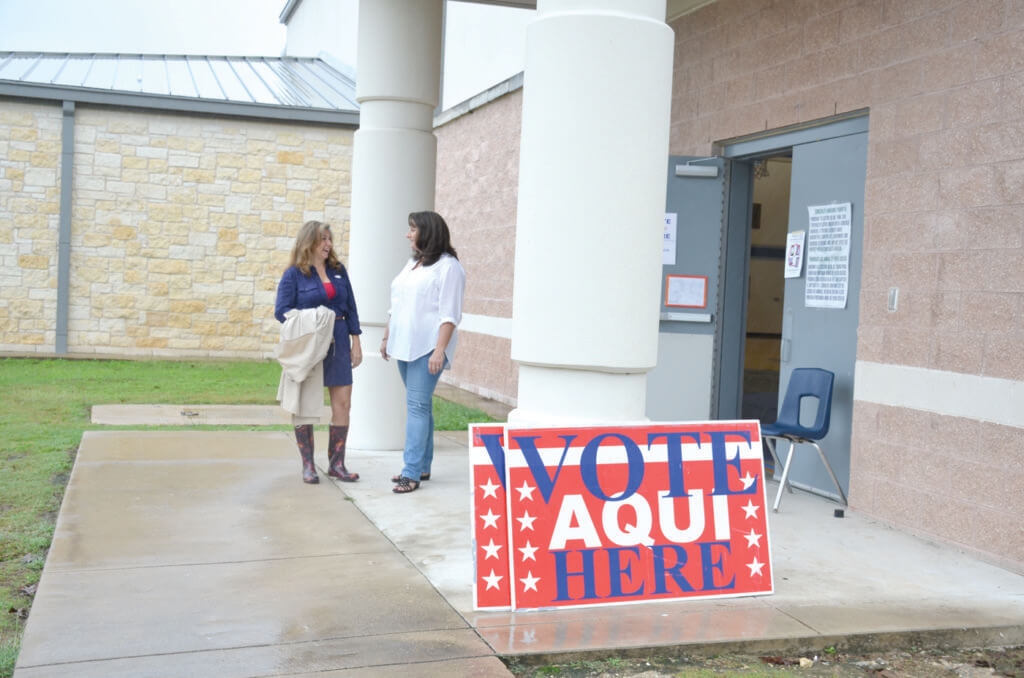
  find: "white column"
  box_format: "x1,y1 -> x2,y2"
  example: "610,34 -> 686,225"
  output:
347,0 -> 443,449
510,0 -> 673,426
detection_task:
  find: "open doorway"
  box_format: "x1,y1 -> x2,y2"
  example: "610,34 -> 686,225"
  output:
741,156 -> 792,437
720,114 -> 868,496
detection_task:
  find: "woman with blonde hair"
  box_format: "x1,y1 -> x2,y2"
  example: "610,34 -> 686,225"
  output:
275,220 -> 362,484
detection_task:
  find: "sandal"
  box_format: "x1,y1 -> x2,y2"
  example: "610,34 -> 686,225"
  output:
392,477 -> 420,494
391,472 -> 430,482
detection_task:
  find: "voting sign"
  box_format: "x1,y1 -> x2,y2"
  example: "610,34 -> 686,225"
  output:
470,421 -> 773,611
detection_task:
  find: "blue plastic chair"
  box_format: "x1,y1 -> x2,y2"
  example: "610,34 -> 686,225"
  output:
761,367 -> 848,512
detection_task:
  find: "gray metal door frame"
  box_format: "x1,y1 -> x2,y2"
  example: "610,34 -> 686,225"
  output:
717,112 -> 869,497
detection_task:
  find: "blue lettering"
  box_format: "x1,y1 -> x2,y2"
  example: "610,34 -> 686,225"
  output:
580,433 -> 644,501
698,541 -> 734,591
648,431 -> 702,498
512,434 -> 577,504
706,430 -> 756,496
478,432 -> 507,490
607,546 -> 644,598
552,548 -> 599,601
652,544 -> 695,593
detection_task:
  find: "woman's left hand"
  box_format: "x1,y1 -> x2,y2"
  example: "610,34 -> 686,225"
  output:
428,348 -> 445,375
350,336 -> 363,368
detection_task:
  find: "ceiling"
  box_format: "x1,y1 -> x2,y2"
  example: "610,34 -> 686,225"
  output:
452,0 -> 717,22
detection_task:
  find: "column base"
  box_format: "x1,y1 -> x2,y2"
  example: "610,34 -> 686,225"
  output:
348,326 -> 407,450
508,364 -> 649,427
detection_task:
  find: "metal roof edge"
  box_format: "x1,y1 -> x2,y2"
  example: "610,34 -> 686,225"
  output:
433,70 -> 523,129
0,81 -> 359,126
279,0 -> 302,24
316,51 -> 355,84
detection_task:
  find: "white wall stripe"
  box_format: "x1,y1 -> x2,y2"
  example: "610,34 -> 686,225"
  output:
460,313 -> 512,339
854,360 -> 1024,430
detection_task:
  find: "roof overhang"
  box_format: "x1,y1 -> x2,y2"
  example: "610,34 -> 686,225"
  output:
279,0 -> 718,25
0,81 -> 359,126
446,0 -> 717,21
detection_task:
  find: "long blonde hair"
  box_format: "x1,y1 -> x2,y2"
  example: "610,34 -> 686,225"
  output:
288,221 -> 342,275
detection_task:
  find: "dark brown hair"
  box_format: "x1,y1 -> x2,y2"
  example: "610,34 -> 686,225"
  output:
409,211 -> 458,267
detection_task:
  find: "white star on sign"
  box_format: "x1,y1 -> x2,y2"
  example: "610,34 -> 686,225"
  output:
480,508 -> 500,529
747,557 -> 765,577
481,538 -> 503,560
479,477 -> 501,499
520,570 -> 540,592
744,529 -> 762,548
740,472 -> 757,490
518,540 -> 538,562
516,480 -> 536,501
516,510 -> 537,531
741,500 -> 760,519
482,569 -> 503,590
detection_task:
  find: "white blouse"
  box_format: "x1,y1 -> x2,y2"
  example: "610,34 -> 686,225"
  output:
386,253 -> 466,365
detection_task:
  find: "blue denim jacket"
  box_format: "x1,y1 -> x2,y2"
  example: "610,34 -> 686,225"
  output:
274,265 -> 361,338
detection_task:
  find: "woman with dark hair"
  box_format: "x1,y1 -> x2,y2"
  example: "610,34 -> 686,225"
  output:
275,220 -> 362,484
380,211 -> 466,494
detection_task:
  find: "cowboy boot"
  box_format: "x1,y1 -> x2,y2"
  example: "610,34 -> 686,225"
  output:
294,424 -> 318,484
327,424 -> 359,481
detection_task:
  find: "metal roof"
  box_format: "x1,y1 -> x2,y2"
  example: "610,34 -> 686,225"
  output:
0,52 -> 358,125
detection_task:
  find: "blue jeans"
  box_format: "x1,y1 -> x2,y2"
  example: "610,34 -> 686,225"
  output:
397,353 -> 443,481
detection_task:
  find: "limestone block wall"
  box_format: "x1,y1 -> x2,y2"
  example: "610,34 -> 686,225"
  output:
668,0 -> 1024,570
0,101 -> 62,348
0,100 -> 354,359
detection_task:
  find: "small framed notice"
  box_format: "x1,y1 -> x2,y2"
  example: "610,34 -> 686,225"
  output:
665,274 -> 707,308
784,230 -> 805,278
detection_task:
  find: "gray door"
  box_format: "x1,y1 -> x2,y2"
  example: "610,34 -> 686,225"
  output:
646,156 -> 727,421
778,131 -> 868,497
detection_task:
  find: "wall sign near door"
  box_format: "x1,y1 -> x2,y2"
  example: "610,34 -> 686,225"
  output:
804,202 -> 851,309
665,274 -> 708,308
469,421 -> 774,611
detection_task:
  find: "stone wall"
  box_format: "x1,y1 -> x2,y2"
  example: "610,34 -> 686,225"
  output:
0,101 -> 62,348
0,100 -> 354,358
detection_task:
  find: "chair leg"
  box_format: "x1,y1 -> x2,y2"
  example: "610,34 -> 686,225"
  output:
763,437 -> 780,475
772,439 -> 799,513
809,440 -> 848,506
767,438 -> 796,493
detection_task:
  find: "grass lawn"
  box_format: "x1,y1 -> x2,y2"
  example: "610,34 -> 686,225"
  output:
0,357 -> 494,678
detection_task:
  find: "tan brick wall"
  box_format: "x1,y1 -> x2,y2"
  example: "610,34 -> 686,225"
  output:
0,100 -> 62,348
852,401 -> 1024,569
446,331 -> 517,407
670,0 -> 1024,568
436,88 -> 522,403
670,1 -> 1024,377
1,101 -> 353,358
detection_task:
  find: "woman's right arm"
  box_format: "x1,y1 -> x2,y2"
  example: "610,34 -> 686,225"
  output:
274,268 -> 296,323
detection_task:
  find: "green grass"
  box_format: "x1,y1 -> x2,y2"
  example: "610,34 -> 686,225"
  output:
0,356 -> 494,678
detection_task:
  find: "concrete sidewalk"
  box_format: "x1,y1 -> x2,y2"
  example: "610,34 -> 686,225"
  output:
14,430 -> 510,677
14,406 -> 1024,676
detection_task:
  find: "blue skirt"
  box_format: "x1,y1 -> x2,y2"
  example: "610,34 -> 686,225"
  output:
322,326 -> 353,387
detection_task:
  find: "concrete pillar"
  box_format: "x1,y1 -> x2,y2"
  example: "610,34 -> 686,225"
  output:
347,0 -> 443,449
510,0 -> 673,426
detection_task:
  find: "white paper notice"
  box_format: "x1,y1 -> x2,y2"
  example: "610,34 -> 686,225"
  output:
784,230 -> 805,279
663,213 -> 677,266
804,203 -> 851,309
666,275 -> 706,308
